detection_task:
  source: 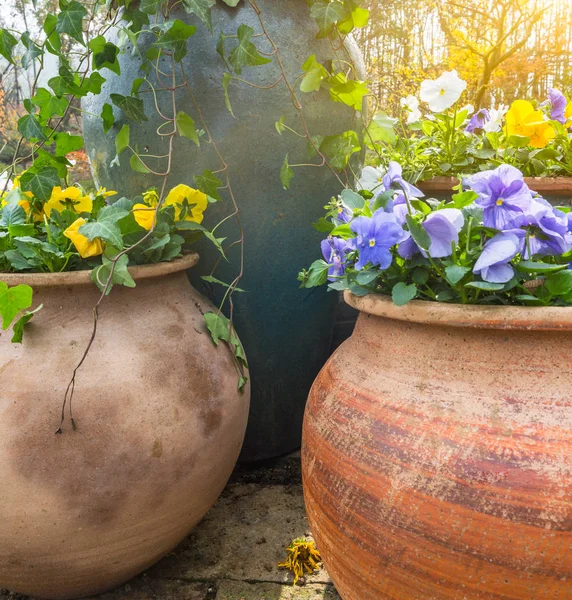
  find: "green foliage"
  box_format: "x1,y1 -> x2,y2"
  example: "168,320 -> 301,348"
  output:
110,94 -> 148,124
0,282 -> 40,343
228,25 -> 272,74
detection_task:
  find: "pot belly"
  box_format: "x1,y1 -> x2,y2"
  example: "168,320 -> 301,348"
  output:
302,313 -> 572,600
0,274 -> 249,599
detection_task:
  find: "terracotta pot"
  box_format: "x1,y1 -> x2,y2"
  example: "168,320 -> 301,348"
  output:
302,291 -> 572,600
418,176 -> 572,203
0,255 -> 249,599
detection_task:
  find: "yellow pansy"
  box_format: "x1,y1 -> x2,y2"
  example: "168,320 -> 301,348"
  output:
96,187 -> 118,198
164,184 -> 208,224
11,174 -> 33,199
505,100 -> 556,149
566,102 -> 572,128
142,189 -> 159,207
132,203 -> 156,231
44,186 -> 93,218
64,218 -> 104,258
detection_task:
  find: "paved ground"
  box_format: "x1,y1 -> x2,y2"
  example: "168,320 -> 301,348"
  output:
1,454 -> 341,600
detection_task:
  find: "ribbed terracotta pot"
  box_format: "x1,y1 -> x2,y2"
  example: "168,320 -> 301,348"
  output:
302,291 -> 572,600
0,255 -> 249,600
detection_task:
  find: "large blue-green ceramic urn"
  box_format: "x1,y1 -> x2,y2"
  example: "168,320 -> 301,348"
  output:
81,0 -> 365,461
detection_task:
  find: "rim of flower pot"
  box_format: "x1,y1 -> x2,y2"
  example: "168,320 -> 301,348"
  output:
0,252 -> 199,288
344,290 -> 572,331
418,176 -> 572,197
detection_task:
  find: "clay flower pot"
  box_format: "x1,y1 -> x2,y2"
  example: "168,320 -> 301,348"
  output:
302,291 -> 572,600
0,254 -> 249,600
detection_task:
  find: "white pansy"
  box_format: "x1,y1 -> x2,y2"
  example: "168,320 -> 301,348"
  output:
358,166 -> 385,192
400,95 -> 422,124
483,104 -> 508,133
420,70 -> 467,112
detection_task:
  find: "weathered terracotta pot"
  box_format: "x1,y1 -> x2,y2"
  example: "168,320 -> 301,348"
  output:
419,176 -> 572,204
0,255 -> 249,599
302,291 -> 572,600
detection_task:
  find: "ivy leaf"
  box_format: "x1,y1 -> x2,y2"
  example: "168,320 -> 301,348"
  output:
101,103 -> 115,133
222,72 -> 234,116
392,282 -> 417,306
44,15 -> 62,54
56,0 -> 87,45
0,283 -> 33,330
176,111 -> 200,145
0,29 -> 17,64
201,275 -> 245,292
21,32 -> 43,70
228,24 -> 272,75
310,0 -> 345,36
367,112 -> 397,146
20,167 -> 60,202
116,124 -> 130,155
11,304 -> 43,343
91,249 -> 135,295
337,6 -> 369,34
17,114 -> 47,141
89,35 -> 121,75
182,0 -> 216,32
319,131 -> 361,170
154,19 -> 196,62
300,54 -> 329,93
79,206 -> 128,248
130,153 -> 151,173
110,93 -> 148,123
139,0 -> 162,13
54,132 -> 84,156
329,73 -> 369,110
194,170 -> 223,201
220,0 -> 241,5
31,87 -> 68,121
280,154 -> 294,190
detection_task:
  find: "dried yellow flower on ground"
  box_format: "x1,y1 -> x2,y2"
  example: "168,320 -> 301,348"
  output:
278,538 -> 322,585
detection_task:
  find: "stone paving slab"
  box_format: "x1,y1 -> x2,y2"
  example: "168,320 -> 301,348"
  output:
1,454 -> 340,600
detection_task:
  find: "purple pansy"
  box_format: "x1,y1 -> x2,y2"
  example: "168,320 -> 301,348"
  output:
519,198 -> 572,258
398,208 -> 464,259
321,237 -> 349,280
465,108 -> 490,133
350,209 -> 409,270
547,88 -> 568,124
473,231 -> 523,283
382,161 -> 424,199
464,165 -> 534,230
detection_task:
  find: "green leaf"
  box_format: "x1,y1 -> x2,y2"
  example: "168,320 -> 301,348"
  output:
299,259 -> 330,288
366,112 -> 397,146
506,135 -> 530,148
56,0 -> 87,45
194,170 -> 223,201
312,217 -> 334,233
201,275 -> 245,292
11,304 -> 43,343
0,204 -> 27,227
18,114 -> 47,141
20,167 -> 60,202
228,24 -> 272,75
515,261 -> 568,273
79,206 -> 128,248
330,223 -> 354,239
130,153 -> 151,173
445,264 -> 470,285
513,294 -> 545,306
31,87 -> 68,120
300,54 -> 329,93
115,124 -> 130,156
280,154 -> 294,190
222,72 -> 234,116
465,281 -> 506,291
101,103 -> 115,133
220,0 -> 241,5
182,0 -> 216,32
139,0 -> 162,13
329,74 -> 368,111
54,132 -> 84,156
0,29 -> 17,64
21,32 -> 43,70
110,94 -> 148,123
154,19 -> 196,62
0,283 -> 33,330
337,5 -> 369,34
356,269 -> 378,285
89,35 -> 121,75
44,15 -> 62,54
91,249 -> 136,295
176,111 -> 200,145
310,0 -> 345,35
450,190 -> 478,209
406,214 -> 430,251
319,130 -> 361,170
392,282 -> 417,306
545,270 -> 572,296
340,188 -> 365,210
